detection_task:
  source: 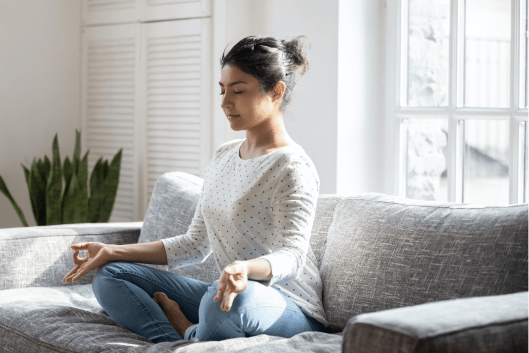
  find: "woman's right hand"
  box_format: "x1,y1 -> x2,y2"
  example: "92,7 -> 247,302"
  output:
62,242 -> 112,283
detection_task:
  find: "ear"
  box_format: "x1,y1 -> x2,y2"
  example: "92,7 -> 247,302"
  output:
271,81 -> 286,103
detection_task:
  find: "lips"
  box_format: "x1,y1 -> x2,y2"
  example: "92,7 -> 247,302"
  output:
228,115 -> 240,118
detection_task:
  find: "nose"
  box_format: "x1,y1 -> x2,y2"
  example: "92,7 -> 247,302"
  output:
220,92 -> 232,110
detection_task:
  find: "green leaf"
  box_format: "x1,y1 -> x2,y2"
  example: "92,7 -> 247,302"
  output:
88,158 -> 104,223
102,160 -> 109,179
0,175 -> 28,227
78,151 -> 89,222
73,129 -> 81,174
43,156 -> 51,180
27,161 -> 38,224
46,134 -> 62,225
23,164 -> 30,190
62,173 -> 87,224
35,159 -> 49,225
63,156 -> 73,196
30,160 -> 48,226
98,149 -> 122,223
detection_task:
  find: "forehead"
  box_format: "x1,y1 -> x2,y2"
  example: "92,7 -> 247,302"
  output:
220,65 -> 256,84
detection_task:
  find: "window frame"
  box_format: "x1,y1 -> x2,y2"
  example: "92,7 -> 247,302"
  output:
385,0 -> 528,204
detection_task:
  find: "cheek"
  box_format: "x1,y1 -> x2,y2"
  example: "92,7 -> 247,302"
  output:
251,98 -> 273,118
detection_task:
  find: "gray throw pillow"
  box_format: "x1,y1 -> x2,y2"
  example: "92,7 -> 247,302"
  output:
139,172 -> 204,244
138,172 -> 220,283
320,193 -> 528,329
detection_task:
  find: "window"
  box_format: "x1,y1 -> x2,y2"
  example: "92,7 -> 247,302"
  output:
389,0 -> 528,204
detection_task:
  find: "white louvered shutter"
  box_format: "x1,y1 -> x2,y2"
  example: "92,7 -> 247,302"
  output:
81,24 -> 141,222
141,18 -> 212,211
141,0 -> 210,21
82,0 -> 140,26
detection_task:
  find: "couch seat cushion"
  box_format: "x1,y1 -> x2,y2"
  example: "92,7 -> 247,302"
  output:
0,284 -> 342,352
320,193 -> 528,329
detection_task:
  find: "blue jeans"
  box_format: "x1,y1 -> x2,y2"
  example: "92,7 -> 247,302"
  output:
92,262 -> 324,343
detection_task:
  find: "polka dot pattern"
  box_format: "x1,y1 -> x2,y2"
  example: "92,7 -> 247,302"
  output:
162,139 -> 328,326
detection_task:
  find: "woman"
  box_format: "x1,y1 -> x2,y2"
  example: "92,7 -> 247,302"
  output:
62,35 -> 328,343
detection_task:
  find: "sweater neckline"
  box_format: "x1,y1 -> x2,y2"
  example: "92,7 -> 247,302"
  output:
235,139 -> 295,161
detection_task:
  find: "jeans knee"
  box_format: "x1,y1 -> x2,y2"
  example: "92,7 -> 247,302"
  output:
92,262 -> 125,295
200,280 -> 255,319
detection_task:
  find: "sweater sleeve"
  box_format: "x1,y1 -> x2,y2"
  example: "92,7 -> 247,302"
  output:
161,186 -> 212,270
258,160 -> 319,287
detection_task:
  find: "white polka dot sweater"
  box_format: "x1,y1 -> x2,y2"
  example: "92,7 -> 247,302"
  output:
162,138 -> 328,326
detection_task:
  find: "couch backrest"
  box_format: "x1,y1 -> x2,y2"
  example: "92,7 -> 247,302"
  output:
320,193 -> 529,329
139,172 -> 342,284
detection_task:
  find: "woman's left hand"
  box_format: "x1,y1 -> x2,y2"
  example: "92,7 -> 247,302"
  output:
213,261 -> 248,311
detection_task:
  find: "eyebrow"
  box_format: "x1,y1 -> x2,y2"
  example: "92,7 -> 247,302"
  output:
218,81 -> 248,87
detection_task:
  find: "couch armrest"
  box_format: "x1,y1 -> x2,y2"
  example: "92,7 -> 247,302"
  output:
0,222 -> 142,290
342,292 -> 528,353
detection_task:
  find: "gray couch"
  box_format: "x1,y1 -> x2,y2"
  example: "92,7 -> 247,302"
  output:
0,171 -> 527,353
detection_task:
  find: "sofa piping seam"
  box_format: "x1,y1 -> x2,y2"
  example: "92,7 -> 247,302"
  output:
0,230 -> 141,241
0,322 -> 75,353
339,197 -> 527,210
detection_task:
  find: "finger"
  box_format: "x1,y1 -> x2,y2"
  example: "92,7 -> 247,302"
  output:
222,292 -> 237,311
71,243 -> 90,250
72,249 -> 81,265
70,261 -> 95,282
62,265 -> 80,283
214,282 -> 225,301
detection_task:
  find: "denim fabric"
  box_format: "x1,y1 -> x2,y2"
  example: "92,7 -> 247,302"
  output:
92,262 -> 324,343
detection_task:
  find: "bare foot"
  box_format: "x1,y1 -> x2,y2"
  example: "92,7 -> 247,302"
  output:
152,291 -> 195,339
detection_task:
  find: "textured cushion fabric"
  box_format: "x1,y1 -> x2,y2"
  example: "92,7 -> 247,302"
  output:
0,284 -> 155,352
139,172 -> 205,244
0,284 -> 342,353
342,291 -> 528,353
307,195 -> 343,268
320,193 -> 528,329
138,172 -> 220,284
0,223 -> 142,290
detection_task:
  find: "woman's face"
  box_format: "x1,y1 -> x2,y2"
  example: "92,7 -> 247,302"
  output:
219,65 -> 281,131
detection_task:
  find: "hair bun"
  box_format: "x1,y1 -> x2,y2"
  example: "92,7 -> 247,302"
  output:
282,36 -> 310,75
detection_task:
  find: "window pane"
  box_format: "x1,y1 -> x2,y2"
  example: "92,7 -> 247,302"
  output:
462,120 -> 509,204
406,0 -> 450,107
521,0 -> 528,108
523,121 -> 528,202
463,0 -> 511,108
405,119 -> 448,201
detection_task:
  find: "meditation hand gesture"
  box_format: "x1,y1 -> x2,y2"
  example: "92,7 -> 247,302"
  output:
62,242 -> 110,283
214,261 -> 248,311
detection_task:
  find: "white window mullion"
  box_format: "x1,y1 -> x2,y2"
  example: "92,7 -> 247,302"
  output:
509,0 -> 522,204
448,0 -> 463,202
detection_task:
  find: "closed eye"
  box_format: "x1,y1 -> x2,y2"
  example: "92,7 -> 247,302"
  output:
219,91 -> 243,95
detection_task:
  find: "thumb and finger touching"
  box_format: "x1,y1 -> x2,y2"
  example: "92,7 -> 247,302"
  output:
62,243 -> 103,283
214,265 -> 248,311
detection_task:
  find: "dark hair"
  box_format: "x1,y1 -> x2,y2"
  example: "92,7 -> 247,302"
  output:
220,35 -> 310,110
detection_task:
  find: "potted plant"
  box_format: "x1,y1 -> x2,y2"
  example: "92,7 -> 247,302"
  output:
0,130 -> 122,226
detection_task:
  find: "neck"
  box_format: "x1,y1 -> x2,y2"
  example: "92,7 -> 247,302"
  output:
244,113 -> 292,150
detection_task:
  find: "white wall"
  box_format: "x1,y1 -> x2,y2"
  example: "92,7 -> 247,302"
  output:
0,0 -> 81,228
337,0 -> 386,196
218,0 -> 386,196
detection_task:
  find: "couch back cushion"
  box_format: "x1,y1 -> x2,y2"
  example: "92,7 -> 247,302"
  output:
320,193 -> 528,329
139,172 -> 341,283
138,172 -> 220,284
